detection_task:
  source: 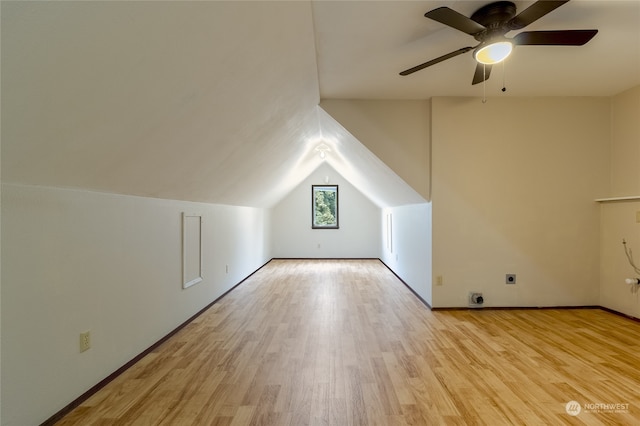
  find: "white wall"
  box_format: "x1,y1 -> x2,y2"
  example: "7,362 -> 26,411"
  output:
320,99 -> 431,200
600,85 -> 640,317
432,97 -> 610,308
271,163 -> 380,258
1,183 -> 272,426
380,203 -> 432,306
0,65 -> 3,422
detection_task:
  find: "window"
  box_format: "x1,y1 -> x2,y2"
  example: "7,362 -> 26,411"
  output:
312,185 -> 339,229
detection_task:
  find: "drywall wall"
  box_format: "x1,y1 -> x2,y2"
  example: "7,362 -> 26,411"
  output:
610,86 -> 640,198
600,85 -> 640,317
271,163 -> 380,258
0,114 -> 2,425
320,99 -> 431,200
380,203 -> 432,306
1,183 -> 271,426
600,201 -> 640,316
431,97 -> 610,308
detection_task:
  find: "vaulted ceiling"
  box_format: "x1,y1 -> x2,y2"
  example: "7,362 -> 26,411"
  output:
2,1 -> 639,208
2,1 -> 324,207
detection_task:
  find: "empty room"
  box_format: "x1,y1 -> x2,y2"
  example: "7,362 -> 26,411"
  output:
2,1 -> 640,425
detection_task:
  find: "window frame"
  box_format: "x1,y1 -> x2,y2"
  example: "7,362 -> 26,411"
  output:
312,185 -> 339,229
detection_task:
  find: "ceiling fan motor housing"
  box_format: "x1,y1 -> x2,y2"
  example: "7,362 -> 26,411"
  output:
470,1 -> 517,42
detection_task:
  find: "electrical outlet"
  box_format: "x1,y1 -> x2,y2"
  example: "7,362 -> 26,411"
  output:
80,331 -> 91,353
436,275 -> 443,286
506,274 -> 516,284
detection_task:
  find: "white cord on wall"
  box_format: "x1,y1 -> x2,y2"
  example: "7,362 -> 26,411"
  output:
622,239 -> 640,287
623,239 -> 640,275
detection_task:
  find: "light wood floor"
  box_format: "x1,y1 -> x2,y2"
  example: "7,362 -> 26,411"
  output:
57,259 -> 640,425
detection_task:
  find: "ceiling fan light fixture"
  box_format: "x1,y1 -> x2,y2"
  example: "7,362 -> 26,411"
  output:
315,143 -> 331,160
474,41 -> 513,65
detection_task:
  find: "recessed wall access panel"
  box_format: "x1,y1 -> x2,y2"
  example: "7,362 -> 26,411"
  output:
183,213 -> 203,289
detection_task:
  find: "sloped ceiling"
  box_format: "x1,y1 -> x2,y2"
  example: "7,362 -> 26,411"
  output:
2,1 -> 639,208
2,1 -> 326,207
317,107 -> 425,207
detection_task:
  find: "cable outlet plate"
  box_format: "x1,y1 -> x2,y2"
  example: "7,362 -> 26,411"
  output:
469,292 -> 484,308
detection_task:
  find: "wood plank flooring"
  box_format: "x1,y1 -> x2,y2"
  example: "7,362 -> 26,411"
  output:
57,259 -> 640,425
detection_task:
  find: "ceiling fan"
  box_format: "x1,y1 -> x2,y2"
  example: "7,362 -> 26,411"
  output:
399,0 -> 598,85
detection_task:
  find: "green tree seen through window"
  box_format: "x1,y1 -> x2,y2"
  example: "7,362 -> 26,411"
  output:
312,185 -> 339,228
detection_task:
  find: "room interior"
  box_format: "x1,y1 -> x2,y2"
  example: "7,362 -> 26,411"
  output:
1,1 -> 639,424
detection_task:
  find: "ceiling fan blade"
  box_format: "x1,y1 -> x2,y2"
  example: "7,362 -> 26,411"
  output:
399,47 -> 473,76
513,29 -> 598,46
508,1 -> 569,30
425,7 -> 486,35
472,63 -> 492,85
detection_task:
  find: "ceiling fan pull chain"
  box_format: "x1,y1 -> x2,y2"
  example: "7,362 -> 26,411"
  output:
502,60 -> 507,93
482,64 -> 487,103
